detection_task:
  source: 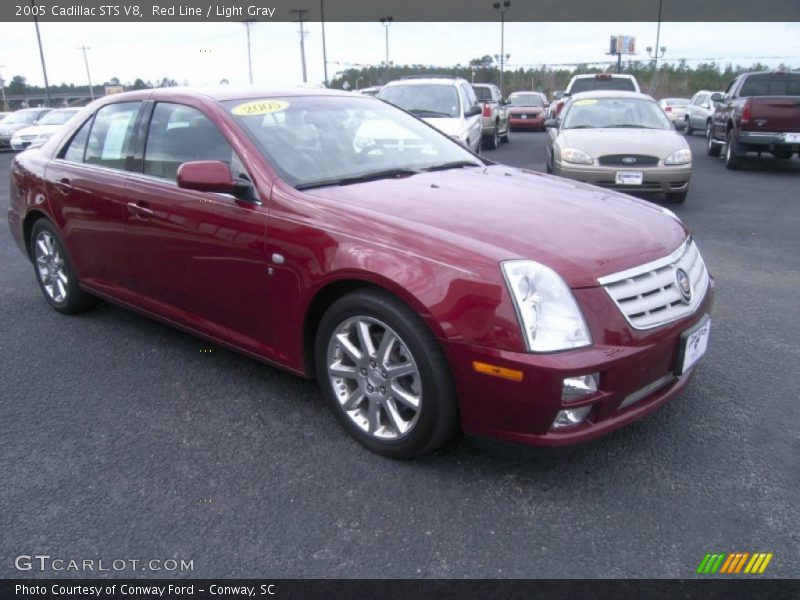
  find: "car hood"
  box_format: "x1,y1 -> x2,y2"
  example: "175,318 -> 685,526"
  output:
558,128 -> 688,158
11,124 -> 60,137
0,122 -> 31,135
423,117 -> 465,137
304,165 -> 687,288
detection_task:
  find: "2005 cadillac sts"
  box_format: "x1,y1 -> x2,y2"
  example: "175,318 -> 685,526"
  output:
8,88 -> 713,458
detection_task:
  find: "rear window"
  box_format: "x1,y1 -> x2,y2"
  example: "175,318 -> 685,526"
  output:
473,87 -> 493,102
739,73 -> 800,97
569,77 -> 636,94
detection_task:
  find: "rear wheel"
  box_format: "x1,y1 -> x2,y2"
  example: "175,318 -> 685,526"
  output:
724,129 -> 743,170
315,289 -> 459,459
30,220 -> 96,314
706,121 -> 721,157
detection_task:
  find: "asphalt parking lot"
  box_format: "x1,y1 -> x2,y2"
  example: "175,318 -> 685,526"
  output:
1,132 -> 798,579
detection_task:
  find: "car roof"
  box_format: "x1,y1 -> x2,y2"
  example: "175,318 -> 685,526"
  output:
571,73 -> 636,80
384,77 -> 463,87
568,90 -> 653,101
472,83 -> 497,88
92,86 -> 359,104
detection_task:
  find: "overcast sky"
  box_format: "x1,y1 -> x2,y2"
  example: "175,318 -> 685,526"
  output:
1,22 -> 798,89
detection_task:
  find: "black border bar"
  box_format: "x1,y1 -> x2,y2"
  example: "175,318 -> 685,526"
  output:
3,0 -> 800,22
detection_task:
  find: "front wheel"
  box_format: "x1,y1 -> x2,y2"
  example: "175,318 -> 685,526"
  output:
315,289 -> 459,459
485,126 -> 499,150
685,116 -> 693,135
30,219 -> 96,314
500,121 -> 510,143
724,129 -> 743,170
706,122 -> 721,157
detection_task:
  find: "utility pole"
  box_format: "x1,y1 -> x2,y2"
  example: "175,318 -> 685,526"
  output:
646,0 -> 666,94
379,16 -> 393,85
291,9 -> 308,83
31,0 -> 52,106
492,1 -> 511,99
243,20 -> 255,84
320,0 -> 329,86
78,45 -> 94,100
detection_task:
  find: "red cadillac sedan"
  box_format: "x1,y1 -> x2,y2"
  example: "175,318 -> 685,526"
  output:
8,87 -> 713,458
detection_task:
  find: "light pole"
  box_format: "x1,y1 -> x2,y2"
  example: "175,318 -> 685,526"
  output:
78,45 -> 94,99
379,16 -> 393,85
31,0 -> 51,106
0,66 -> 8,111
492,1 -> 511,99
291,9 -> 309,83
243,20 -> 255,84
355,76 -> 363,91
320,0 -> 329,86
646,0 -> 666,92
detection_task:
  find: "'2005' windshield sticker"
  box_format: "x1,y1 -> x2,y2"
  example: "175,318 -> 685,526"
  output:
572,99 -> 598,106
231,99 -> 290,116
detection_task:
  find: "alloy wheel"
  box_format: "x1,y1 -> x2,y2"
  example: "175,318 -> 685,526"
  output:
34,231 -> 68,303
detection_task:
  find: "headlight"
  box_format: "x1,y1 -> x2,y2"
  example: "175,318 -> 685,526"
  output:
560,147 -> 594,165
665,148 -> 692,165
501,260 -> 592,352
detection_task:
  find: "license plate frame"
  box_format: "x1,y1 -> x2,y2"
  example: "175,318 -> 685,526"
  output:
615,170 -> 643,185
675,315 -> 711,375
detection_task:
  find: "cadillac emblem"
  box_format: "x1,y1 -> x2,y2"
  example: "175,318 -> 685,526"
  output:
675,268 -> 692,303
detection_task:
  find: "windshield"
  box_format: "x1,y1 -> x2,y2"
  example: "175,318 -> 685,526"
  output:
508,95 -> 543,107
2,110 -> 41,125
562,97 -> 672,130
473,87 -> 493,102
569,77 -> 636,94
378,84 -> 460,118
225,96 -> 483,189
38,110 -> 79,126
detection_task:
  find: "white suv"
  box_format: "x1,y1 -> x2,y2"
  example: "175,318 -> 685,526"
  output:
378,77 -> 483,154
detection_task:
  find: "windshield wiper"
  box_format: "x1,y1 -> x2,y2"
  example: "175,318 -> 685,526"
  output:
422,160 -> 483,172
408,109 -> 452,118
565,125 -> 595,129
295,168 -> 422,190
605,124 -> 658,129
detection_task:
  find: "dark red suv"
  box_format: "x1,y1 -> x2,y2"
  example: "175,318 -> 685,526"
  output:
8,88 -> 714,458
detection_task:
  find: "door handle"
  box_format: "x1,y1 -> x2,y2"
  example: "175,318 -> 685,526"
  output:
53,178 -> 72,193
126,202 -> 155,219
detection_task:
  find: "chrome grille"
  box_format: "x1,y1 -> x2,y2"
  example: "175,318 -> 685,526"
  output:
598,154 -> 659,167
597,238 -> 709,330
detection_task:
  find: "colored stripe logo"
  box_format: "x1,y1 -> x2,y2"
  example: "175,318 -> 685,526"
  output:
697,552 -> 773,574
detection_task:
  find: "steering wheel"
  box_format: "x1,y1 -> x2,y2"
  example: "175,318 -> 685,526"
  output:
356,143 -> 388,162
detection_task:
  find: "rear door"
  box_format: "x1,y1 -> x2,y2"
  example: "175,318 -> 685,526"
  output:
123,100 -> 271,350
45,101 -> 144,291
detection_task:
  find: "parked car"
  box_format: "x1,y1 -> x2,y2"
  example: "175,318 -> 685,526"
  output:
707,69 -> 800,168
684,90 -> 723,135
10,108 -> 80,151
472,83 -> 510,149
0,111 -> 11,122
506,92 -> 548,131
358,86 -> 382,97
9,87 -> 713,458
550,73 -> 641,119
0,107 -> 52,150
658,98 -> 691,130
545,91 -> 692,203
378,77 -> 483,154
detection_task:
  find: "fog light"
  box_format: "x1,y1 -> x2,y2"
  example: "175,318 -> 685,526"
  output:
552,406 -> 592,429
562,373 -> 599,402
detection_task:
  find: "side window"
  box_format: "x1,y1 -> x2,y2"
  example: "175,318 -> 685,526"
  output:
724,79 -> 737,97
84,102 -> 142,170
144,102 -> 235,181
62,117 -> 94,163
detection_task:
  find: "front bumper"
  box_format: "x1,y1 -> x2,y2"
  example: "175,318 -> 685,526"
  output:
10,139 -> 32,151
554,162 -> 692,194
442,278 -> 714,447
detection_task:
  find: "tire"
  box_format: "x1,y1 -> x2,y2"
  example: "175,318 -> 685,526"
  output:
666,190 -> 688,204
485,126 -> 499,150
29,219 -> 96,314
706,121 -> 721,157
315,289 -> 459,459
545,150 -> 553,174
500,121 -> 510,143
684,116 -> 693,135
724,129 -> 743,170
772,150 -> 793,160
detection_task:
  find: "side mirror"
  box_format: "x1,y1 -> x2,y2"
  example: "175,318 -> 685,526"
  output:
177,161 -> 251,198
545,118 -> 560,129
554,91 -> 564,100
710,92 -> 723,103
465,105 -> 482,117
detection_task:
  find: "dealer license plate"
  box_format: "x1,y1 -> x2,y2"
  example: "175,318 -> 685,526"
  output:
677,316 -> 711,375
615,171 -> 643,185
